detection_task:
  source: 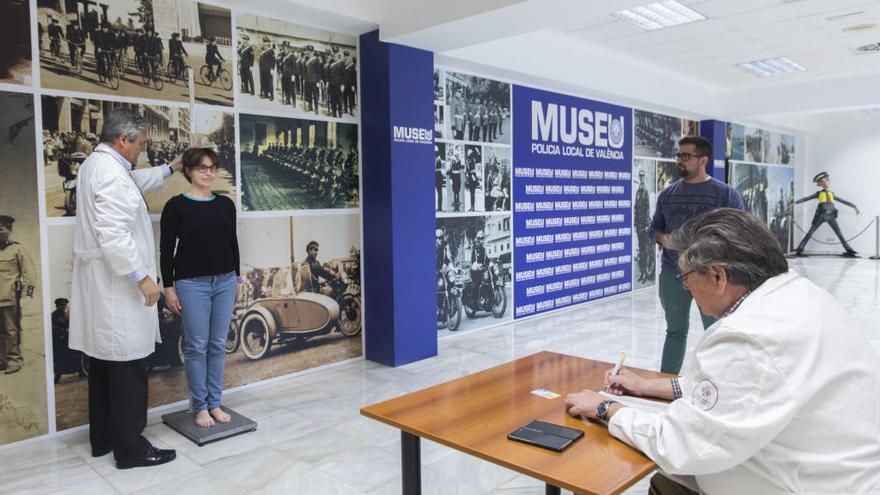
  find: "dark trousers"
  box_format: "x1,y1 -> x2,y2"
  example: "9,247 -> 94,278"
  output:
0,305 -> 22,365
344,88 -> 355,113
649,473 -> 699,495
241,68 -> 254,94
260,70 -> 273,99
313,82 -> 320,111
281,76 -> 291,103
797,214 -> 855,252
435,181 -> 443,210
636,231 -> 649,279
88,356 -> 151,460
285,76 -> 295,105
329,84 -> 341,117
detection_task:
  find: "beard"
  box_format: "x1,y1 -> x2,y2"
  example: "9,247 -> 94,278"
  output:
676,164 -> 689,178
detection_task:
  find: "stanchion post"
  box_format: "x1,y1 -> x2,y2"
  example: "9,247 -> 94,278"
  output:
870,216 -> 880,260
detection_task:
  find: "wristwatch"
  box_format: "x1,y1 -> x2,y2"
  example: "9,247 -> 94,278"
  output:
596,400 -> 619,420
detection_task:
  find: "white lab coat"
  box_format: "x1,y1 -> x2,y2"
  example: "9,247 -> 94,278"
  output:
609,271 -> 880,495
69,144 -> 167,361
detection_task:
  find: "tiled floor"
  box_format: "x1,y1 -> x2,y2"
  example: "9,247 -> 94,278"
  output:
2,256 -> 878,494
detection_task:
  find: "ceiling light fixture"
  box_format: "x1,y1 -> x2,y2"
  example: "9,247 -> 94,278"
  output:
736,57 -> 806,77
826,11 -> 865,22
855,42 -> 880,54
613,1 -> 706,31
843,23 -> 878,33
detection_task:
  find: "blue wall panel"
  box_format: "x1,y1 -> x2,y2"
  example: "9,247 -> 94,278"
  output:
360,31 -> 437,366
511,85 -> 633,318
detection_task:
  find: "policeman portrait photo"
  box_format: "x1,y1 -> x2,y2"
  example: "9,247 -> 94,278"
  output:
632,159 -> 657,289
0,90 -> 49,444
0,216 -> 35,375
482,146 -> 511,212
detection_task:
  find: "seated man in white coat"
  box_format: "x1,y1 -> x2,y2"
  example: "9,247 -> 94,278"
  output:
565,208 -> 880,495
69,109 -> 182,469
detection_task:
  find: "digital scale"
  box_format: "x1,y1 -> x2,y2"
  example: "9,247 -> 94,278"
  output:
161,406 -> 257,446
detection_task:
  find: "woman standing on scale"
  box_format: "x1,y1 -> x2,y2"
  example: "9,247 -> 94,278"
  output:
160,148 -> 240,427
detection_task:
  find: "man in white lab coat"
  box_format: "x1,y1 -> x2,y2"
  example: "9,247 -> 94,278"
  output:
565,208 -> 880,495
69,109 -> 182,470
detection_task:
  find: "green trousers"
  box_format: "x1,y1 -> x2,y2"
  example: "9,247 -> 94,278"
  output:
659,266 -> 716,375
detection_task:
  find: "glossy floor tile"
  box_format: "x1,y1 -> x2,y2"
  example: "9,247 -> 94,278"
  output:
1,256 -> 877,494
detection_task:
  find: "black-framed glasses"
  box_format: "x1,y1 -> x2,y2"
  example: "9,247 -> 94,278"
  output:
674,152 -> 703,161
196,165 -> 218,175
676,269 -> 697,288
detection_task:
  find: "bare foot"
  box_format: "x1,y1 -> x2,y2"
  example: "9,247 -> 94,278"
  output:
195,410 -> 215,428
209,407 -> 231,424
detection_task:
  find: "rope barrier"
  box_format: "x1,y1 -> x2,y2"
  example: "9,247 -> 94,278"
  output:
791,217 -> 876,245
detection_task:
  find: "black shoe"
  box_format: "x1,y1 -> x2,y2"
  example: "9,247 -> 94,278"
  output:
843,250 -> 858,257
116,446 -> 176,470
4,362 -> 21,374
794,249 -> 805,257
92,446 -> 112,458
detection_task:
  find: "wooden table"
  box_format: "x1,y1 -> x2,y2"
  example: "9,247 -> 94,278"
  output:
361,351 -> 666,495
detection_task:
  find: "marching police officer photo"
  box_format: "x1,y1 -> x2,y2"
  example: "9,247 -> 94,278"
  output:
237,14 -> 358,121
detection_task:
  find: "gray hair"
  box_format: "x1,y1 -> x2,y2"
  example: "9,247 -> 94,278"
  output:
100,109 -> 148,144
668,208 -> 788,290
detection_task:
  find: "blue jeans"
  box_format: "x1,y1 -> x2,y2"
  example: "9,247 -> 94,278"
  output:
175,272 -> 237,412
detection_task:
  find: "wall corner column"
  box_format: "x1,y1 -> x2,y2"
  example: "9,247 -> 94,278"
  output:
700,119 -> 727,182
360,31 -> 437,366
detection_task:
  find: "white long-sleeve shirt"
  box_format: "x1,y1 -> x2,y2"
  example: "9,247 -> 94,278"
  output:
609,271 -> 880,494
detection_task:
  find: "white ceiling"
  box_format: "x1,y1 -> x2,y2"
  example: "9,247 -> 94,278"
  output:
568,0 -> 880,89
271,0 -> 880,131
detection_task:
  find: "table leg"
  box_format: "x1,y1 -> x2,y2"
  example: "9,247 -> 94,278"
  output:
401,431 -> 421,495
546,484 -> 561,495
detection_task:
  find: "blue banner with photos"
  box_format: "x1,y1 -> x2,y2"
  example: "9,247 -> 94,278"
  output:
511,85 -> 633,318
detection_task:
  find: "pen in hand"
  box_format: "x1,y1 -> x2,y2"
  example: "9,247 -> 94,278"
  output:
604,351 -> 625,392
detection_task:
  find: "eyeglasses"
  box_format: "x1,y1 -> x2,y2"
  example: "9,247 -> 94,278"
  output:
196,165 -> 217,175
676,269 -> 697,288
674,152 -> 703,161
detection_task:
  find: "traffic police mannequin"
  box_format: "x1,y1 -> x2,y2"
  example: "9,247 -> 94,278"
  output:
69,109 -> 183,469
792,171 -> 860,257
565,208 -> 880,495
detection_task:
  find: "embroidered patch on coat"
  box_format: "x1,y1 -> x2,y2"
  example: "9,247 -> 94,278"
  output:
692,379 -> 719,411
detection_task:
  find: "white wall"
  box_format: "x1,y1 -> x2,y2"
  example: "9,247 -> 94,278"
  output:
802,116 -> 880,255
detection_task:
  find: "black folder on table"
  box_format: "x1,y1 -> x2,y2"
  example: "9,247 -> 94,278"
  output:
507,420 -> 584,452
